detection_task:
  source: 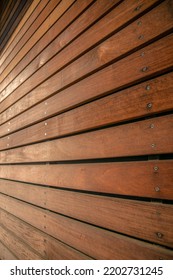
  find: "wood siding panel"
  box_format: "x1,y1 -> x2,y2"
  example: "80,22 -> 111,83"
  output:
0,0 -> 173,259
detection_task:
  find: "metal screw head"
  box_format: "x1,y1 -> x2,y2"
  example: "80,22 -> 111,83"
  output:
146,85 -> 151,90
7,128 -> 10,132
137,21 -> 142,26
157,232 -> 163,238
151,143 -> 156,148
154,166 -> 159,171
44,112 -> 47,115
45,133 -> 47,136
45,123 -> 47,126
155,186 -> 160,192
150,124 -> 154,129
135,5 -> 141,11
142,66 -> 148,72
138,35 -> 144,40
147,103 -> 152,109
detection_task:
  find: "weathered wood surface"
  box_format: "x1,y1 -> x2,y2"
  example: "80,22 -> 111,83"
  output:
0,209 -> 91,260
0,160 -> 172,199
1,0 -> 171,103
0,242 -> 18,260
0,224 -> 44,260
0,194 -> 173,259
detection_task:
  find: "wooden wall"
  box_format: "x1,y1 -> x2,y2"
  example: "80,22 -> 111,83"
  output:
0,0 -> 173,260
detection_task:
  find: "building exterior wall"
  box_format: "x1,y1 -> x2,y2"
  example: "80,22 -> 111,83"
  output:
0,0 -> 173,259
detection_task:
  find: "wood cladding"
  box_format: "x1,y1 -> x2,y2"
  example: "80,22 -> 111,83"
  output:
0,0 -> 173,260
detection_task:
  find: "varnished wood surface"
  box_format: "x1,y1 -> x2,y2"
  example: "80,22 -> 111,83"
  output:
0,195 -> 173,260
0,0 -> 173,260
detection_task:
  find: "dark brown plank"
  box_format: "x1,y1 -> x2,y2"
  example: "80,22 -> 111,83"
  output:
0,0 -> 163,112
0,225 -> 44,260
0,209 -> 92,260
0,72 -> 173,143
0,160 -> 173,199
0,193 -> 173,259
1,0 -> 170,103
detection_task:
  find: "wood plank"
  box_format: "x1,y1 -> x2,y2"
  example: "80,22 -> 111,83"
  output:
0,5 -> 172,128
0,0 -> 162,112
0,0 -> 119,99
0,209 -> 92,260
2,1 -> 169,100
0,0 -> 61,77
0,0 -> 41,59
0,242 -> 18,260
0,0 -> 83,84
1,34 -> 173,126
0,194 -> 173,259
0,172 -> 173,244
0,72 -> 173,142
0,0 -> 48,67
0,225 -> 44,260
0,160 -> 173,199
0,113 -> 172,160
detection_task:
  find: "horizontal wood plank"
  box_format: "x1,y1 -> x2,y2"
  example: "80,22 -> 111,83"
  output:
0,72 -> 172,143
0,0 -> 163,113
0,225 -> 44,260
0,175 -> 173,248
1,0 -> 171,105
0,114 -> 172,160
0,242 -> 18,260
0,0 -> 75,84
0,209 -> 92,260
0,160 -> 172,199
0,194 -> 173,259
0,0 -> 60,75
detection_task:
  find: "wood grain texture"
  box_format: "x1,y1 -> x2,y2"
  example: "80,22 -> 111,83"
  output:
0,0 -> 41,59
0,173 -> 173,248
1,0 -> 171,103
0,114 -> 172,161
0,0 -> 48,69
0,0 -> 120,102
0,0 -> 96,94
1,2 -> 173,128
0,209 -> 92,260
0,0 -> 76,84
0,242 -> 18,260
0,194 -> 173,259
0,160 -> 173,199
0,225 -> 44,260
0,72 -> 173,143
0,0 -> 163,113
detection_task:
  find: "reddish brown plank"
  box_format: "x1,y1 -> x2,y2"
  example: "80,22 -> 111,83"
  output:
0,0 -> 41,59
0,225 -> 44,260
0,0 -> 163,112
0,242 -> 18,260
0,209 -> 92,260
0,0 -> 120,99
0,0 -> 49,69
0,160 -> 173,199
1,0 -> 170,102
0,0 -> 76,84
0,113 -> 172,160
0,194 -> 173,258
0,72 -> 173,143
